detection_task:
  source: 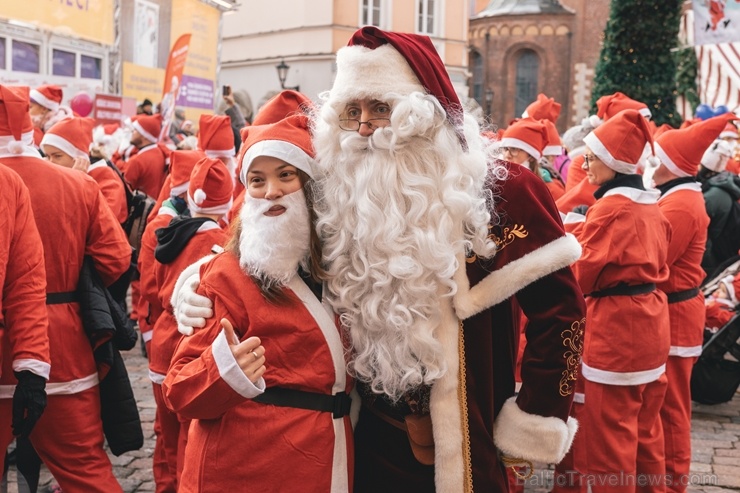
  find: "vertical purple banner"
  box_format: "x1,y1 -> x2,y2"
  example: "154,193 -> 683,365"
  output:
175,75 -> 214,110
0,38 -> 6,70
12,41 -> 40,73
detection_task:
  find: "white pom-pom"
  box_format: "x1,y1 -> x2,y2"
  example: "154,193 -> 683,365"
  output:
193,188 -> 207,205
7,140 -> 24,155
646,156 -> 661,168
588,115 -> 603,129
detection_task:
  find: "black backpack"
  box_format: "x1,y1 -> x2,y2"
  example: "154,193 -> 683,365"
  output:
691,314 -> 740,405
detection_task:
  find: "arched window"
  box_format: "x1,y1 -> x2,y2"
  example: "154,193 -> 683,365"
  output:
471,51 -> 484,105
514,50 -> 539,117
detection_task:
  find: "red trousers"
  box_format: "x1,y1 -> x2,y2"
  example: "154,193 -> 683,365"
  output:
152,382 -> 180,493
0,387 -> 122,493
581,375 -> 668,493
660,356 -> 697,493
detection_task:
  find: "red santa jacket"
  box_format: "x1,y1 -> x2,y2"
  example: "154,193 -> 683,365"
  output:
123,143 -> 168,199
88,160 -> 128,225
0,164 -> 50,382
0,153 -> 131,395
565,177 -> 671,385
705,298 -> 735,330
565,154 -> 586,191
149,219 -> 227,380
657,180 -> 710,356
163,253 -> 353,493
557,173 -> 598,215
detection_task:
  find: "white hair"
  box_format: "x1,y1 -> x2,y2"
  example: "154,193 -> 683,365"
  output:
311,91 -> 504,400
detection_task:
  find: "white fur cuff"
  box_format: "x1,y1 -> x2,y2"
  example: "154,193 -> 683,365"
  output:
493,397 -> 578,464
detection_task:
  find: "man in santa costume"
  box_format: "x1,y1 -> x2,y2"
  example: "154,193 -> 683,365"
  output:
41,116 -> 128,224
123,113 -> 169,199
28,84 -> 74,149
563,109 -> 671,492
0,84 -> 131,492
0,163 -> 50,443
651,113 -> 735,492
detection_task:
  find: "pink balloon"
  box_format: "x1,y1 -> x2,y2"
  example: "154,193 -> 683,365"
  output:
70,92 -> 94,117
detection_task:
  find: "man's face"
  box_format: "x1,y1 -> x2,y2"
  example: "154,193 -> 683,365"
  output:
339,99 -> 391,137
129,129 -> 145,148
43,145 -> 75,168
29,101 -> 51,128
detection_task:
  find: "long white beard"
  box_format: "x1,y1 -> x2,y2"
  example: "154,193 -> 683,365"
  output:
312,93 -> 498,400
238,189 -> 310,288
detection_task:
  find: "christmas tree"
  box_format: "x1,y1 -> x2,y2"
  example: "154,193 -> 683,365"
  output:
591,0 -> 684,127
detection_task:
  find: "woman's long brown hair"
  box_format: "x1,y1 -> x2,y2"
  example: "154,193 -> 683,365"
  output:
225,170 -> 326,304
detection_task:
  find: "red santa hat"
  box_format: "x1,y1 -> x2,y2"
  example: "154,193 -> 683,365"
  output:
40,117 -> 95,160
588,92 -> 651,129
499,118 -> 549,161
329,26 -> 466,149
239,114 -> 315,185
522,93 -> 561,123
198,114 -> 234,158
542,119 -> 563,157
720,275 -> 738,305
253,90 -> 313,126
719,121 -> 739,140
132,113 -> 162,143
170,149 -> 207,196
0,85 -> 35,154
188,157 -> 234,215
655,113 -> 737,178
701,139 -> 734,172
30,84 -> 63,112
583,109 -> 654,174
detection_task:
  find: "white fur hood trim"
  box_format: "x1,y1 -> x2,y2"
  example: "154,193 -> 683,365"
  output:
453,234 -> 582,320
493,397 -> 578,464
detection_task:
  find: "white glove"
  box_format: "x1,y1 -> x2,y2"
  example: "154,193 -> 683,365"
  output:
172,255 -> 215,336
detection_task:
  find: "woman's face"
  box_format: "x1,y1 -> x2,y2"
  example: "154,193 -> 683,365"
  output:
246,156 -> 303,201
582,149 -> 616,186
43,145 -> 75,168
502,146 -> 533,167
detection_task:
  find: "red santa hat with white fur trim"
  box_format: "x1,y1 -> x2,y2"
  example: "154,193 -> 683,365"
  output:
40,117 -> 95,159
586,92 -> 651,129
542,119 -> 563,157
239,113 -> 315,185
187,157 -> 234,215
132,113 -> 162,143
655,113 -> 737,178
170,149 -> 206,197
198,114 -> 234,158
522,93 -> 561,123
0,85 -> 35,154
499,117 -> 549,161
30,84 -> 63,112
719,121 -> 739,140
720,275 -> 738,305
583,109 -> 654,175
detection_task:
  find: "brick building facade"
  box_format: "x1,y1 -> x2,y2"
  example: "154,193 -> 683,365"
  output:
469,0 -> 611,132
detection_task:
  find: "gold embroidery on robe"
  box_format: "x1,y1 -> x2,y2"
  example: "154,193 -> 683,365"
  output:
466,224 -> 529,263
559,318 -> 585,397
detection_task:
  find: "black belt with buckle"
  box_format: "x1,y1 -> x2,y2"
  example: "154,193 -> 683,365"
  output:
253,387 -> 352,418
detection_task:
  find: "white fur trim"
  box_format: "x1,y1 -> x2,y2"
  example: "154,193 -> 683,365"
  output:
498,137 -> 542,161
196,221 -> 221,233
583,131 -> 638,174
582,362 -> 665,385
142,329 -> 153,342
639,107 -> 652,119
329,44 -> 426,106
453,234 -> 582,320
588,115 -> 603,129
0,131 -> 36,158
0,372 -> 99,398
169,180 -> 190,197
668,345 -> 703,357
212,329 -> 266,398
187,194 -> 233,216
30,89 -> 60,112
148,369 -> 166,384
572,392 -> 585,404
40,133 -> 89,160
205,148 -> 235,159
493,397 -> 578,464
602,186 -> 660,204
12,359 -> 50,380
240,140 -> 315,184
658,182 -> 701,200
543,144 -> 563,156
563,212 -> 586,224
654,142 -> 692,178
132,120 -> 158,144
87,160 -> 108,173
193,188 -> 207,205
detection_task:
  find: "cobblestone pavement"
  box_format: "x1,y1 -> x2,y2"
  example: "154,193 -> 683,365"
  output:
4,348 -> 740,492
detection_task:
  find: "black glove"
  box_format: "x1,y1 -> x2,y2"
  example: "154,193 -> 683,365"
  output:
12,371 -> 47,438
572,204 -> 589,215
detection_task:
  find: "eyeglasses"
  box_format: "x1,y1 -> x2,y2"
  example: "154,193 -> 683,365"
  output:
501,147 -> 521,157
338,118 -> 390,131
583,154 -> 599,167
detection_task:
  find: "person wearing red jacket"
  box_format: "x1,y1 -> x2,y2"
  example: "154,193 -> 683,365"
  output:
564,110 -> 671,493
41,116 -> 128,225
652,114 -> 735,493
0,84 -> 131,492
149,157 -> 231,492
124,113 -> 169,199
0,164 -> 50,441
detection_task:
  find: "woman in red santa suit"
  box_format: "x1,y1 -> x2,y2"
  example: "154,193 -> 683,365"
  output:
162,113 -> 354,493
563,109 -> 671,493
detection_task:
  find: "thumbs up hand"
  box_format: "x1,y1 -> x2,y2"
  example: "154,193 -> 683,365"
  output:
221,318 -> 266,384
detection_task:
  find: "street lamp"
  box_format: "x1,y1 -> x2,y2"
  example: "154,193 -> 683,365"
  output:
485,88 -> 494,116
275,59 -> 300,92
